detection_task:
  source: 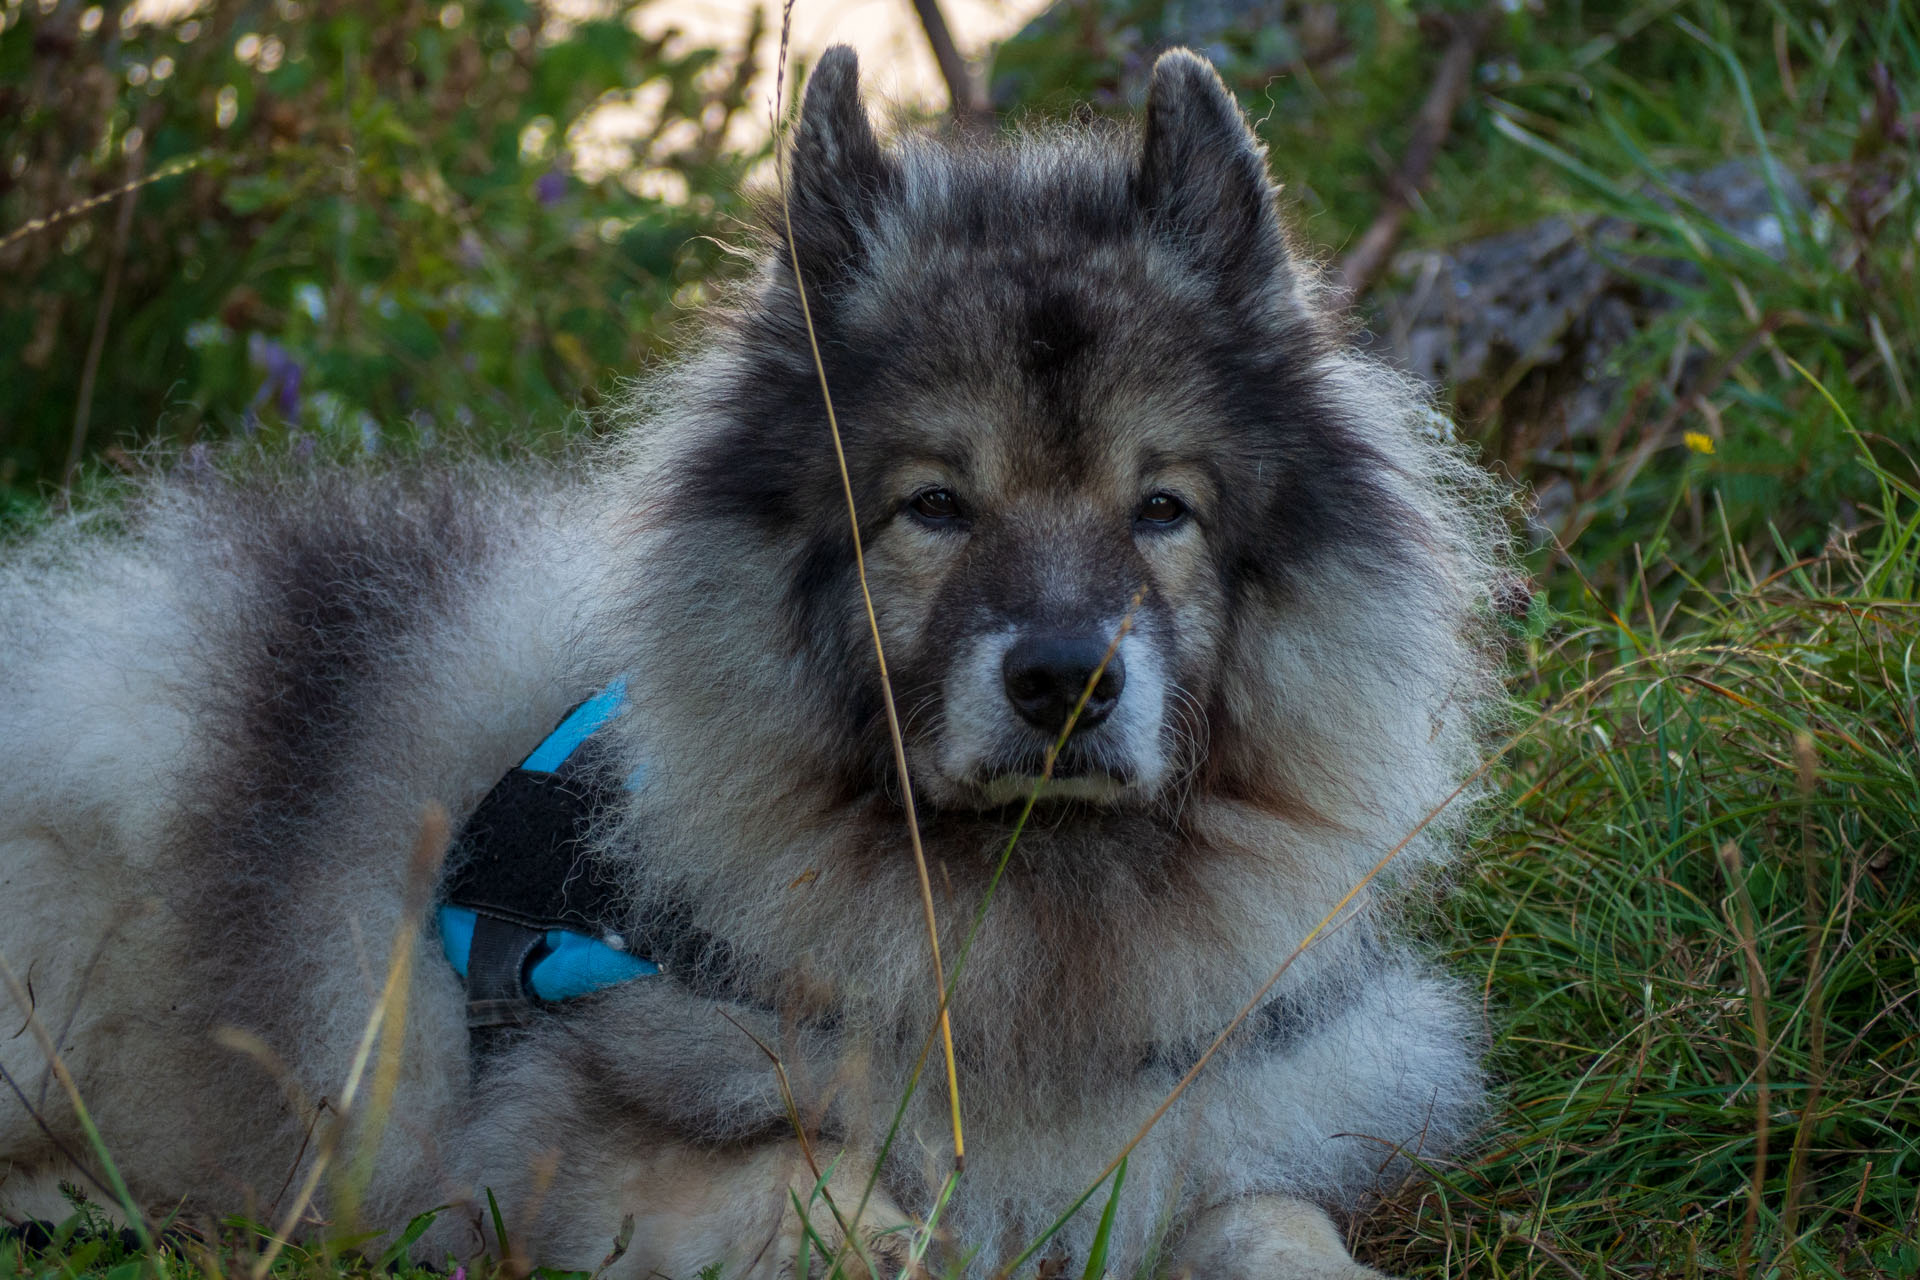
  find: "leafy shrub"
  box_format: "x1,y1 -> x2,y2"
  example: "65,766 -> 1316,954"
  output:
0,0 -> 765,510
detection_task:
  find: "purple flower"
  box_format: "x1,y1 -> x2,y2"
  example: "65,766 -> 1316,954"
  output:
247,334 -> 304,423
275,361 -> 302,419
535,170 -> 567,206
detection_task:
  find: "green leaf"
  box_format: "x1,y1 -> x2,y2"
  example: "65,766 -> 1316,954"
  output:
486,1187 -> 510,1261
1079,1157 -> 1126,1280
374,1208 -> 444,1273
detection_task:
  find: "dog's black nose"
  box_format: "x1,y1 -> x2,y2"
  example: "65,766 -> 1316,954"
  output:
1002,632 -> 1125,734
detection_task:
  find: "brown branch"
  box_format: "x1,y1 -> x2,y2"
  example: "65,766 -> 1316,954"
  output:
65,148 -> 144,490
0,1059 -> 118,1205
1337,9 -> 1496,302
907,0 -> 988,124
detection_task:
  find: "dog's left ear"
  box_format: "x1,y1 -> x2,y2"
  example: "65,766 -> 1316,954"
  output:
783,45 -> 896,290
1134,49 -> 1286,290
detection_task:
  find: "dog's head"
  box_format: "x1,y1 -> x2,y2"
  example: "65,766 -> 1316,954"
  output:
629,47 -> 1501,837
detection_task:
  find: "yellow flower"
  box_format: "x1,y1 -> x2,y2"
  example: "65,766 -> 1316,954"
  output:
1684,431 -> 1716,455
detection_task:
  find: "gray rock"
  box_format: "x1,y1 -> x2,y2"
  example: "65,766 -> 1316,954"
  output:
1377,159 -> 1806,447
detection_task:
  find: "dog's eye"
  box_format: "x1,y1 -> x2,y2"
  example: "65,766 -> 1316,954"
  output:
908,488 -> 964,523
1136,493 -> 1188,527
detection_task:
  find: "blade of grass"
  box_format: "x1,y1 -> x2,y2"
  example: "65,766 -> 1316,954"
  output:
907,1168 -> 961,1271
1717,839 -> 1771,1280
487,1187 -> 511,1261
1779,733 -> 1828,1263
1078,1156 -> 1126,1280
373,1208 -> 443,1274
1673,15 -> 1808,262
789,1162 -> 846,1280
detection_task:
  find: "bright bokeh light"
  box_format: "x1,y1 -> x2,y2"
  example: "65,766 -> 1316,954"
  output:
121,0 -> 1051,196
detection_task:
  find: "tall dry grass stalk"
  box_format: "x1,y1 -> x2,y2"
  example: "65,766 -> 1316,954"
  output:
768,0 -> 967,1183
248,806 -> 448,1280
0,949 -> 158,1264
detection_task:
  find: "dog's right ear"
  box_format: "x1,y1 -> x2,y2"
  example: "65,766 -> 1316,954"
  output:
1134,48 -> 1287,300
782,45 -> 895,289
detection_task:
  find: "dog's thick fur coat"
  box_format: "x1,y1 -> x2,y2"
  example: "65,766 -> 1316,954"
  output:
1,48 -> 1508,1279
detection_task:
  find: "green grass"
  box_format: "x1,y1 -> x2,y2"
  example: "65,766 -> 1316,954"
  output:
1366,472 -> 1920,1278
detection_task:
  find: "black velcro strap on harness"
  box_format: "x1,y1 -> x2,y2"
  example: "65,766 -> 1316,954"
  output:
441,689 -> 738,1043
443,731 -> 635,1034
445,767 -> 628,936
463,914 -> 551,1031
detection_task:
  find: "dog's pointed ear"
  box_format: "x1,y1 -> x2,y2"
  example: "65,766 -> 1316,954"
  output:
794,46 -> 883,189
783,45 -> 895,288
1135,49 -> 1286,290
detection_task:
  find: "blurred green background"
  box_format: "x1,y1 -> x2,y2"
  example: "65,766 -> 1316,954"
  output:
3,0 -> 1915,602
1,0 -> 763,514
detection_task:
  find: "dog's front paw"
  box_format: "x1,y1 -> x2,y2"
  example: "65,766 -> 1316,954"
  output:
758,1147 -> 925,1280
1169,1197 -> 1393,1280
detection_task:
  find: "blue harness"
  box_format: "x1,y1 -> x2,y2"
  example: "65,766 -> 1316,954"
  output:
439,682 -> 662,1028
438,903 -> 657,1002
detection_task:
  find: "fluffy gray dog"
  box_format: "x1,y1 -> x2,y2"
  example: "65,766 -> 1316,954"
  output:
0,45 -> 1508,1280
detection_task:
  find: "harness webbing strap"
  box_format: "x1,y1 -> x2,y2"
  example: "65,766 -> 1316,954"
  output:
443,684 -> 650,1039
464,915 -> 551,1030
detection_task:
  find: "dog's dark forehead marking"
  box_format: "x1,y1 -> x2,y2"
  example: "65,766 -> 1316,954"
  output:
854,264 -> 1213,477
1015,282 -> 1097,457
1021,286 -> 1094,383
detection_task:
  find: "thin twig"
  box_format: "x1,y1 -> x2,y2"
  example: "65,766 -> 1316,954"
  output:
1337,9 -> 1496,301
65,149 -> 144,489
0,151 -> 212,256
906,0 -> 987,123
